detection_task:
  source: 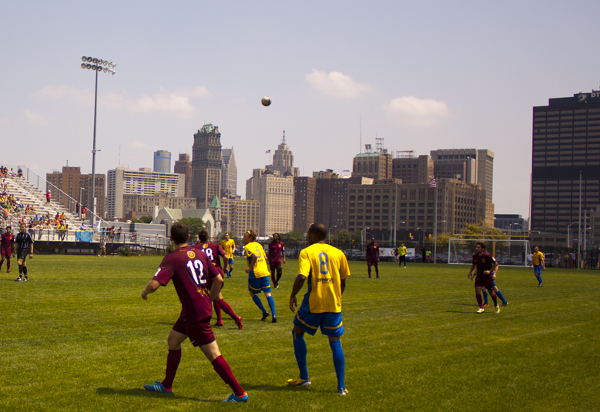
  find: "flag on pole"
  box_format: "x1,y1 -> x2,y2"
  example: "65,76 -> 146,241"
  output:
265,150 -> 271,154
429,178 -> 437,188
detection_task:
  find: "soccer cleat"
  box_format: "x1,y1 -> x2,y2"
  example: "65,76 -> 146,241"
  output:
272,317 -> 277,323
338,388 -> 348,396
483,303 -> 489,307
23,277 -> 28,282
495,305 -> 501,314
476,308 -> 485,314
287,377 -> 312,387
538,284 -> 543,287
143,380 -> 173,394
276,284 -> 280,289
234,316 -> 243,329
501,301 -> 509,307
261,312 -> 269,321
15,277 -> 22,282
223,392 -> 249,403
6,270 -> 10,273
214,321 -> 224,327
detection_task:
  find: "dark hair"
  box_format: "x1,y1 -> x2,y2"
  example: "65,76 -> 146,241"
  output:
171,223 -> 189,244
198,229 -> 209,242
308,223 -> 327,242
245,230 -> 257,241
476,241 -> 486,250
6,226 -> 10,230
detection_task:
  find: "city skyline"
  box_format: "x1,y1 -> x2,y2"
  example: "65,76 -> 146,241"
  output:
2,1 -> 600,219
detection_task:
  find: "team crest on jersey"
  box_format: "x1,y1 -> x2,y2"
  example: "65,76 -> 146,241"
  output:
187,251 -> 196,259
203,244 -> 208,249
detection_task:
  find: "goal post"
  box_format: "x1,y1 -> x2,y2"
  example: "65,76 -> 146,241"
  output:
448,238 -> 531,266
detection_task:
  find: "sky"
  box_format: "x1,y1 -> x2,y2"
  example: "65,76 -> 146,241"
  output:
1,0 -> 599,219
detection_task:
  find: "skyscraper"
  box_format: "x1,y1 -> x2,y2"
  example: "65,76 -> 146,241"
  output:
192,124 -> 223,209
268,131 -> 299,177
153,150 -> 171,173
221,148 -> 237,197
531,90 -> 600,233
174,153 -> 193,198
246,168 -> 294,236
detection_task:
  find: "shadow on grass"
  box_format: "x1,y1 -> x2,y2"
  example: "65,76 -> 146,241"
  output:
96,387 -> 214,403
241,383 -> 332,394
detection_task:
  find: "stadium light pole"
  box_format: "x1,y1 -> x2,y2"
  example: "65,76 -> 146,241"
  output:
80,56 -> 116,229
328,225 -> 337,244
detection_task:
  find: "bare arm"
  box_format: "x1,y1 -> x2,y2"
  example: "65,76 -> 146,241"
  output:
467,264 -> 476,280
289,274 -> 307,312
245,253 -> 259,273
141,279 -> 161,300
341,277 -> 347,294
210,275 -> 224,301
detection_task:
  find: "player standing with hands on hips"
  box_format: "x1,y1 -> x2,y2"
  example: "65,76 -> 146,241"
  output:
288,223 -> 350,395
15,223 -> 34,282
141,223 -> 248,403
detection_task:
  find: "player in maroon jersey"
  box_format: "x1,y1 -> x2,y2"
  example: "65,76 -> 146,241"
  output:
141,223 -> 248,403
366,238 -> 380,278
0,226 -> 15,273
467,241 -> 500,314
267,233 -> 286,288
194,229 -> 243,329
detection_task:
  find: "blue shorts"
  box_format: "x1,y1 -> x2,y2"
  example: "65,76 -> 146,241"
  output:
293,301 -> 344,337
534,264 -> 543,275
228,258 -> 234,265
248,276 -> 271,293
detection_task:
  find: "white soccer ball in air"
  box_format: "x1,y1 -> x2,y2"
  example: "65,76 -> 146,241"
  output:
261,96 -> 272,107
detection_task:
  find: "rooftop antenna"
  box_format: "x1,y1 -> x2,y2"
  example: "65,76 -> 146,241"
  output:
282,130 -> 286,144
359,118 -> 362,154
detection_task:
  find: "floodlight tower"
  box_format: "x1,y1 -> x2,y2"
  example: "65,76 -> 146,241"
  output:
80,56 -> 116,228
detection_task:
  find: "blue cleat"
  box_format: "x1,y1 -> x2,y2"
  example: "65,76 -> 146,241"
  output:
223,392 -> 249,403
143,380 -> 173,394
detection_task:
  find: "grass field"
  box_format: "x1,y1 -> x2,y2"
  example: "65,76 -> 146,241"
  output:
1,255 -> 599,412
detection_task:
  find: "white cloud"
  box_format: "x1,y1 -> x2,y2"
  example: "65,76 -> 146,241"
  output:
36,85 -> 210,117
383,96 -> 449,127
24,109 -> 48,125
305,69 -> 371,98
127,140 -> 158,151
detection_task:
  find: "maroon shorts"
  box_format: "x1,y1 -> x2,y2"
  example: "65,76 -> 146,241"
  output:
172,316 -> 215,347
474,275 -> 494,290
269,262 -> 282,271
367,258 -> 378,266
1,248 -> 10,259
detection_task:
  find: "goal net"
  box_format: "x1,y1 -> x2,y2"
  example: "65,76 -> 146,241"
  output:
447,238 -> 531,266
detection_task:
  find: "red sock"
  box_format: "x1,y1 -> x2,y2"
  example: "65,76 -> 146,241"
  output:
476,293 -> 483,308
211,355 -> 244,397
162,349 -> 181,389
491,292 -> 498,306
213,301 -> 222,323
217,299 -> 238,320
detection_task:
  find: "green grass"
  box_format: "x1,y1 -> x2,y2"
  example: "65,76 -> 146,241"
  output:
1,256 -> 599,411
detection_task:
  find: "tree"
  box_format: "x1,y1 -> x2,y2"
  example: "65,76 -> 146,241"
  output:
333,229 -> 351,243
460,222 -> 508,240
131,215 -> 153,223
178,218 -> 205,240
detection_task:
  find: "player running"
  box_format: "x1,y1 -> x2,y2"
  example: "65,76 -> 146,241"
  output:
243,230 -> 277,322
366,238 -> 380,278
467,242 -> 500,314
141,223 -> 248,403
193,229 -> 243,329
268,233 -> 286,288
397,242 -> 407,269
220,233 -> 236,278
288,223 -> 350,395
0,226 -> 15,273
532,246 -> 545,287
14,223 -> 34,282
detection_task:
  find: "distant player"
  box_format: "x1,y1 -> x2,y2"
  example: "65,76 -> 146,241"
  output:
398,243 -> 407,268
193,229 -> 243,329
467,242 -> 500,314
14,223 -> 34,282
220,233 -> 236,278
482,265 -> 508,307
532,246 -> 545,287
0,226 -> 15,273
243,230 -> 277,322
141,223 -> 248,403
288,223 -> 350,395
268,233 -> 286,288
366,238 -> 380,278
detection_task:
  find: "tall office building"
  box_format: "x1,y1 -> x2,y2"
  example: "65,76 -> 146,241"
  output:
106,167 -> 185,219
153,150 -> 171,173
294,176 -> 317,232
46,166 -> 106,218
531,90 -> 600,233
392,154 -> 434,184
220,194 -> 261,236
192,124 -> 223,209
351,151 -> 393,180
246,168 -> 294,236
221,148 -> 237,197
267,131 -> 299,177
174,153 -> 193,198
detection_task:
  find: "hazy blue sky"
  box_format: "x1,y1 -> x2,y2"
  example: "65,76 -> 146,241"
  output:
2,1 -> 599,219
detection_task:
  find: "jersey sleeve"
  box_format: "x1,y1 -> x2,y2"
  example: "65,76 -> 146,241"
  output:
298,249 -> 311,278
339,253 -> 351,279
205,254 -> 220,279
153,256 -> 174,286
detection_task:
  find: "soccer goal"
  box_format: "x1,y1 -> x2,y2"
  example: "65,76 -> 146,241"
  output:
448,238 -> 531,266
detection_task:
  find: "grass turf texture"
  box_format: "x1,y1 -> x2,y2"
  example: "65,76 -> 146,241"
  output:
1,256 -> 599,412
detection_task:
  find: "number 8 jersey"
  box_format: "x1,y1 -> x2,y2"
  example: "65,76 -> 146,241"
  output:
298,243 -> 351,313
154,246 -> 220,321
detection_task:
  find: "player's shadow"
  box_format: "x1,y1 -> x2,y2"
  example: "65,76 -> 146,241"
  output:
96,387 -> 213,403
241,383 -> 331,394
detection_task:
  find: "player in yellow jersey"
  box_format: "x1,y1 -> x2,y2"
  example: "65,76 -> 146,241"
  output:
220,233 -> 236,278
531,246 -> 545,287
243,230 -> 277,322
288,223 -> 350,396
397,243 -> 407,268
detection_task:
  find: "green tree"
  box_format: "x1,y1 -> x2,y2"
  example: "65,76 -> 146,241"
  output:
131,216 -> 152,223
460,222 -> 508,239
178,218 -> 205,240
333,229 -> 351,243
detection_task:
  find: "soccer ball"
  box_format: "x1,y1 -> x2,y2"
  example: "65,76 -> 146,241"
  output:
261,96 -> 271,106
